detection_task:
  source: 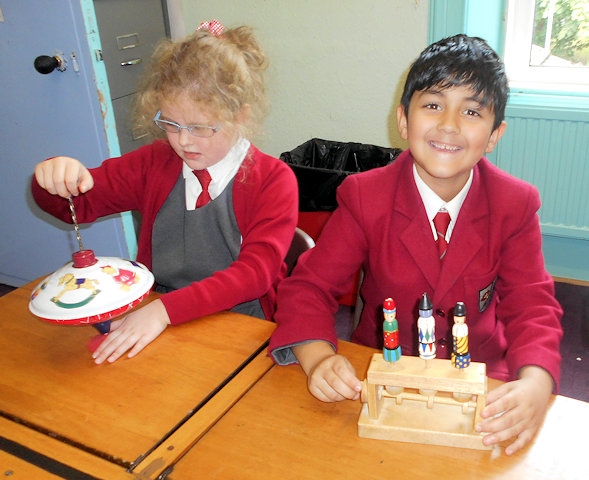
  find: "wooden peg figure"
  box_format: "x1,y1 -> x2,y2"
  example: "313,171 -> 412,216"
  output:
383,298 -> 401,362
451,301 -> 471,369
417,292 -> 436,360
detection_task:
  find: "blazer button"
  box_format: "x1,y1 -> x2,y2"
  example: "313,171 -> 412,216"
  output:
435,309 -> 445,317
437,338 -> 448,352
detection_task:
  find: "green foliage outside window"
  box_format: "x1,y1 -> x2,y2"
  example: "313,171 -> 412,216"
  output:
532,0 -> 589,65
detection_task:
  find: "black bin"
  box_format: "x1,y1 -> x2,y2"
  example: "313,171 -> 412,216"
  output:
280,138 -> 403,212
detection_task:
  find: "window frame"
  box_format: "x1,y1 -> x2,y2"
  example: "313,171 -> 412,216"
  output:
503,0 -> 589,94
429,0 -> 589,108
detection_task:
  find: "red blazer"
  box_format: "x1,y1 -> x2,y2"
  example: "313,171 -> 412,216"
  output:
269,150 -> 563,388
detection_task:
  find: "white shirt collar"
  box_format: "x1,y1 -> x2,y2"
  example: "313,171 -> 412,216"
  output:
183,138 -> 250,209
413,164 -> 473,240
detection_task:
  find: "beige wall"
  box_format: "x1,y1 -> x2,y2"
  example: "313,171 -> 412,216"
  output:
175,0 -> 429,157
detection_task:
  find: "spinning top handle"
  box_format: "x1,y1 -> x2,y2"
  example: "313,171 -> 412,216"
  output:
68,196 -> 85,251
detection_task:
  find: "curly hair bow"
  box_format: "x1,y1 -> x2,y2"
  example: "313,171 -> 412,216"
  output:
196,19 -> 225,36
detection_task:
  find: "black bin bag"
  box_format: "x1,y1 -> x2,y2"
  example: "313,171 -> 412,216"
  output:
280,138 -> 403,212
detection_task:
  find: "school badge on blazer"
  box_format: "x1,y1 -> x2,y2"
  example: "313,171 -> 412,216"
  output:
479,277 -> 497,312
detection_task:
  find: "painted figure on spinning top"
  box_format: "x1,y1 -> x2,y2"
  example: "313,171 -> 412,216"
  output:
417,292 -> 436,360
451,301 -> 471,369
383,297 -> 401,362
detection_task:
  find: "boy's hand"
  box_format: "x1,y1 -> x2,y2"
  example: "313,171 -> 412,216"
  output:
293,342 -> 362,402
35,156 -> 94,198
476,366 -> 553,455
92,299 -> 170,364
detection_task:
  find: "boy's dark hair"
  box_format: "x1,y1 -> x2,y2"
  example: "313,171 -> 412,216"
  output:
400,34 -> 509,130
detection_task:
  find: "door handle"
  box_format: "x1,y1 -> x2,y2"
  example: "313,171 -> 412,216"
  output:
34,54 -> 67,74
120,58 -> 142,67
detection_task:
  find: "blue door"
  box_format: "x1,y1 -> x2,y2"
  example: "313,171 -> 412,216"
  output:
0,1 -> 129,286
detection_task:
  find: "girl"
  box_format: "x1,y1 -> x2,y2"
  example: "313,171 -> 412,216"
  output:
33,21 -> 298,364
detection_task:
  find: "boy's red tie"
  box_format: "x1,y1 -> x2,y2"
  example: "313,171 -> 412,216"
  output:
433,211 -> 451,260
193,169 -> 212,208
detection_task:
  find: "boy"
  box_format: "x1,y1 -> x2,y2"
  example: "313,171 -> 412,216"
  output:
269,34 -> 563,455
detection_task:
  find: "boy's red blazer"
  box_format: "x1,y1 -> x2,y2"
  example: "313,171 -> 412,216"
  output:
270,150 -> 563,388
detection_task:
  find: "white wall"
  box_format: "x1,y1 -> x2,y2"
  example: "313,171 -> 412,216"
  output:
175,0 -> 429,158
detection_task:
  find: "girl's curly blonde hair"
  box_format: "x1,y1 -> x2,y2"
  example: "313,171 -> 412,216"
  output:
132,25 -> 268,140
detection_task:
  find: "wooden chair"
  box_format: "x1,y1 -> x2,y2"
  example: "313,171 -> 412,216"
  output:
285,227 -> 315,276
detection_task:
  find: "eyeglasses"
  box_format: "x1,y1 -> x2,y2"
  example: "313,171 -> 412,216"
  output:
153,111 -> 221,138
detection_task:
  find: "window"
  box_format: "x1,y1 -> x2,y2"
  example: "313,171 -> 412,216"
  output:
504,0 -> 589,92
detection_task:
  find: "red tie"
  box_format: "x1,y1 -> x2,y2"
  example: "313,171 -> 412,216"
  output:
433,211 -> 451,260
193,169 -> 212,208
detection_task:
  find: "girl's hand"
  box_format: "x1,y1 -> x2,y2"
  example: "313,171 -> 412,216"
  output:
92,299 -> 170,364
476,366 -> 553,455
35,156 -> 94,198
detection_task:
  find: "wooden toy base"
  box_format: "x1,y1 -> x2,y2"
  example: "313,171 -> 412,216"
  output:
358,353 -> 490,450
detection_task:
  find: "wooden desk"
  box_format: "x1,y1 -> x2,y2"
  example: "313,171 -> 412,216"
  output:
171,342 -> 587,480
0,282 -> 275,478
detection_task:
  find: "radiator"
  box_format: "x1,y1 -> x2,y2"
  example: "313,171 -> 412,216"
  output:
491,107 -> 589,241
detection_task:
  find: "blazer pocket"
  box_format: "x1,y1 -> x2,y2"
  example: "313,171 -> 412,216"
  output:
463,262 -> 499,314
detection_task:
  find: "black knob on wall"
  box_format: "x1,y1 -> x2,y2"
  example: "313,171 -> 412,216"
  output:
34,55 -> 65,74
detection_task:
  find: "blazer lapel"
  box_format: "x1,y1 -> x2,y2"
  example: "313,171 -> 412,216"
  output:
400,215 -> 442,290
395,164 -> 442,289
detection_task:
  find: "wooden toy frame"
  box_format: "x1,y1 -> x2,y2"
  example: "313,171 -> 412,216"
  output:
358,353 -> 490,450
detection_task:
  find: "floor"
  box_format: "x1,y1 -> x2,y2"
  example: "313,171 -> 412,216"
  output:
554,282 -> 589,402
0,283 -> 16,297
2,282 -> 587,402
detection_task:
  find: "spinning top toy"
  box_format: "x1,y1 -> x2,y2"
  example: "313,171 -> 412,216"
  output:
28,197 -> 154,340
